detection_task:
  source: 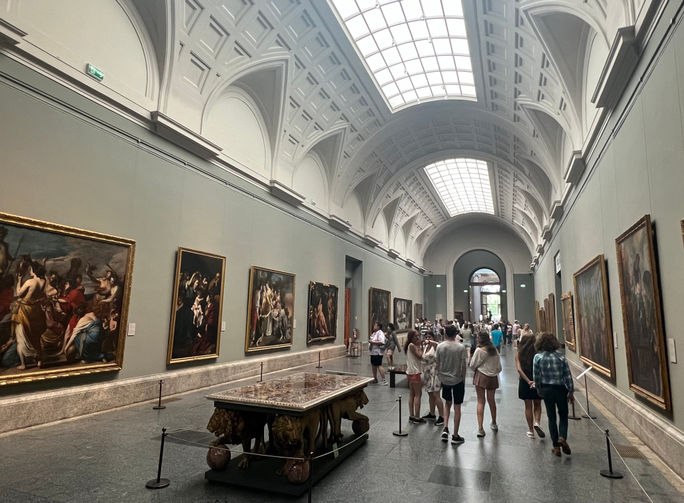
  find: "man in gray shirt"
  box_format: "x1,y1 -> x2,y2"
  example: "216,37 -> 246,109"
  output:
436,324 -> 467,444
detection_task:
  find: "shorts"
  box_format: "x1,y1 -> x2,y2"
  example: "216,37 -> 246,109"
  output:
370,355 -> 383,366
473,370 -> 499,390
441,381 -> 465,404
407,373 -> 421,384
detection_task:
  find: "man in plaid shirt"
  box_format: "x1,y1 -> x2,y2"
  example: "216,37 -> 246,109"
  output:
533,333 -> 575,457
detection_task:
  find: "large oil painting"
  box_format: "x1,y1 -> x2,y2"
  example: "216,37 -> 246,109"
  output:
368,287 -> 390,335
245,266 -> 295,353
393,297 -> 412,332
615,215 -> 671,410
167,248 -> 225,364
414,303 -> 423,322
0,213 -> 135,385
307,281 -> 338,344
561,292 -> 576,352
573,254 -> 615,379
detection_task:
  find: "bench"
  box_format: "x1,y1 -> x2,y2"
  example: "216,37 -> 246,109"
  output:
388,364 -> 407,388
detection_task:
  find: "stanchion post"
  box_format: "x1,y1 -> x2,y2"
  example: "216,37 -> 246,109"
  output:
569,399 -> 581,421
152,379 -> 165,410
582,374 -> 596,419
600,429 -> 624,479
259,362 -> 263,383
316,351 -> 322,369
146,427 -> 170,489
392,396 -> 408,437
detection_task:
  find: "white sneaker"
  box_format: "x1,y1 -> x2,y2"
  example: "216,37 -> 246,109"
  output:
382,380 -> 388,386
491,423 -> 498,431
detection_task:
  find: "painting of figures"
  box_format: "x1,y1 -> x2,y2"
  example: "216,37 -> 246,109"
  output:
0,213 -> 135,385
573,255 -> 615,379
561,292 -> 576,352
167,248 -> 225,364
615,215 -> 671,410
245,266 -> 295,353
393,297 -> 412,332
368,287 -> 390,335
414,303 -> 423,322
307,281 -> 338,344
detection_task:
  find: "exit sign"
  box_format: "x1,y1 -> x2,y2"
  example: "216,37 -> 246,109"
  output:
86,63 -> 104,81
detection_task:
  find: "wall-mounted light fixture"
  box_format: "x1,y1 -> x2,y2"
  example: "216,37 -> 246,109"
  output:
435,284 -> 442,288
501,289 -> 507,293
463,289 -> 468,293
520,284 -> 526,288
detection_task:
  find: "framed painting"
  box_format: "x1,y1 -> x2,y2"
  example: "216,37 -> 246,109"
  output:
534,300 -> 541,332
615,215 -> 671,410
393,297 -> 412,332
543,297 -> 550,332
368,287 -> 390,335
167,248 -> 225,364
561,292 -> 576,352
307,281 -> 338,345
414,303 -> 423,322
573,255 -> 615,379
547,293 -> 556,338
0,212 -> 135,385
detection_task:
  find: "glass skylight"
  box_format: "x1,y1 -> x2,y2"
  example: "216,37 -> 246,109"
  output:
329,0 -> 476,111
423,159 -> 494,216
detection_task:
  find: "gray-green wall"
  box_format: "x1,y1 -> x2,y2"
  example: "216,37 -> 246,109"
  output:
0,55 -> 423,396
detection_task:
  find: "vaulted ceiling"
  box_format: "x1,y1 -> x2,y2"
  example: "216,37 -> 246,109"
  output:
0,0 -> 653,268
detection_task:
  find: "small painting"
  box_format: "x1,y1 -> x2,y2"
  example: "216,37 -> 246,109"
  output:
245,266 -> 295,353
307,281 -> 338,345
0,212 -> 135,385
414,303 -> 423,322
393,297 -> 412,332
573,254 -> 615,379
615,215 -> 671,410
167,248 -> 225,364
368,287 -> 390,335
561,292 -> 576,352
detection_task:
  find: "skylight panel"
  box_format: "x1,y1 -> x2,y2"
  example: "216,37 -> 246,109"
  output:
329,0 -> 477,111
423,159 -> 494,216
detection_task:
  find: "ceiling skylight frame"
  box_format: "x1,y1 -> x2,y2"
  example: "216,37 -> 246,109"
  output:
329,0 -> 477,112
423,158 -> 494,217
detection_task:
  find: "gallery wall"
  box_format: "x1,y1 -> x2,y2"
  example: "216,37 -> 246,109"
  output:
534,11 -> 684,432
0,55 -> 424,396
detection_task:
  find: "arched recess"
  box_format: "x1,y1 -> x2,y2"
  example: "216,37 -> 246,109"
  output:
454,251 -> 507,322
292,152 -> 328,210
367,211 -> 389,247
342,191 -> 365,232
522,2 -> 611,131
518,99 -> 580,168
203,87 -> 271,179
582,31 -> 610,132
9,0 -> 160,108
391,226 -> 407,257
202,57 -> 288,179
294,126 -> 346,199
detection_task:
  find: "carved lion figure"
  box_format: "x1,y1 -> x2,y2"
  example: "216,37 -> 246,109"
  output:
206,408 -> 271,469
328,390 -> 369,442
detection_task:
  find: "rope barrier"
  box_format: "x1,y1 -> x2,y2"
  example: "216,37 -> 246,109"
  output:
573,388 -> 654,503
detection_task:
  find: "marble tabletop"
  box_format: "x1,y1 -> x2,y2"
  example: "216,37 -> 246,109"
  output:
207,372 -> 373,412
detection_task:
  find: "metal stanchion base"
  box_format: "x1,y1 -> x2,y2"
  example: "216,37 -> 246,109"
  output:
152,405 -> 166,410
582,414 -> 596,419
600,470 -> 623,479
146,478 -> 170,489
569,415 -> 582,421
392,430 -> 408,437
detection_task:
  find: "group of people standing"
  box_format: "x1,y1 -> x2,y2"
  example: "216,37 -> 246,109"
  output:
367,320 -> 575,456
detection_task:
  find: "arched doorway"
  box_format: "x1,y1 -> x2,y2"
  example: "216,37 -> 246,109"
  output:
469,268 -> 501,323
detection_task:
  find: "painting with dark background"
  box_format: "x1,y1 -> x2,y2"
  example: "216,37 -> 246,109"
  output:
393,297 -> 412,332
561,292 -> 576,352
307,281 -> 338,344
615,215 -> 671,410
167,248 -> 225,364
573,255 -> 615,379
369,287 -> 390,335
414,303 -> 423,322
245,266 -> 295,353
0,213 -> 135,385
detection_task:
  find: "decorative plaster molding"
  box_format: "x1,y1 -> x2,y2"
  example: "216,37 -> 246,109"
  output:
151,112 -> 221,160
405,258 -> 415,267
542,225 -> 552,241
591,26 -> 638,109
550,201 -> 563,221
363,234 -> 382,247
0,19 -> 26,46
387,248 -> 400,259
535,243 -> 544,256
417,265 -> 426,274
564,151 -> 586,186
328,214 -> 351,231
269,180 -> 305,206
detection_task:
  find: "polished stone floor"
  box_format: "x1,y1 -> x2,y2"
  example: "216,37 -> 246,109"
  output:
0,345 -> 681,503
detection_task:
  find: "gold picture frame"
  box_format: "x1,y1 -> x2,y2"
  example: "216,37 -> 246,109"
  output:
245,266 -> 295,353
573,254 -> 615,379
561,292 -> 576,352
167,247 -> 226,364
307,281 -> 338,345
0,212 -> 135,385
392,297 -> 412,332
615,215 -> 671,410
